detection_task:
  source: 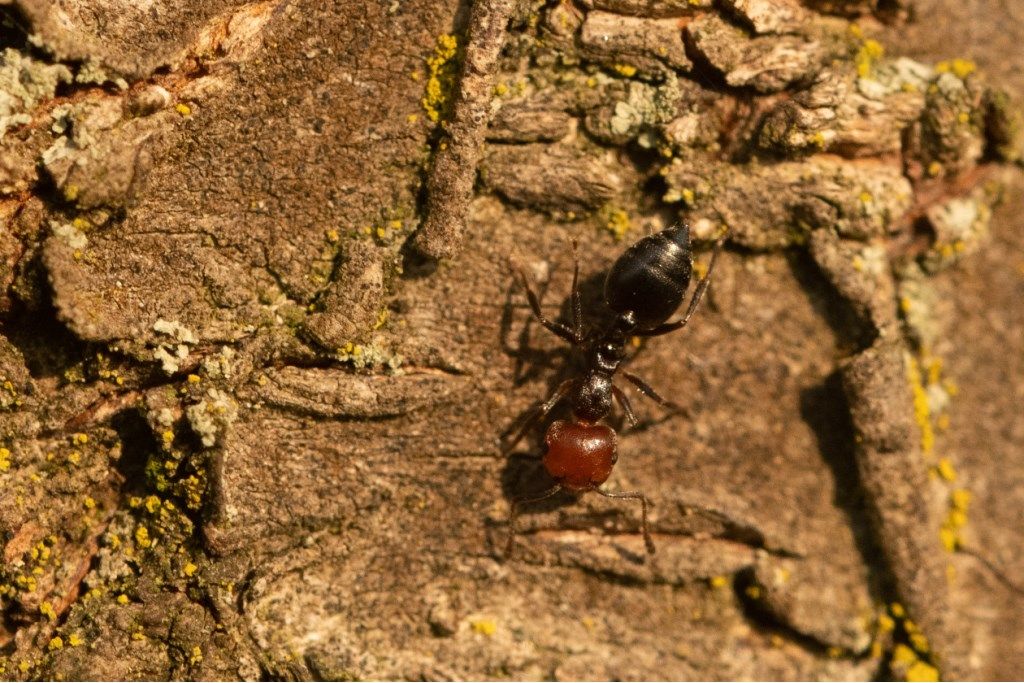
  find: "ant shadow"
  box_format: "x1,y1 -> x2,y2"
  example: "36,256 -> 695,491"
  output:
497,267 -> 606,505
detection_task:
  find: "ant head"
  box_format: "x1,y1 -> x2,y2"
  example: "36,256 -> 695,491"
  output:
542,420 -> 617,491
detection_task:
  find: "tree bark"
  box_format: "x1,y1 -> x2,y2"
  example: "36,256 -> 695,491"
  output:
0,0 -> 1022,679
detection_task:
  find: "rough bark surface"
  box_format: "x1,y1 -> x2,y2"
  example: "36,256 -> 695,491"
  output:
0,0 -> 1022,680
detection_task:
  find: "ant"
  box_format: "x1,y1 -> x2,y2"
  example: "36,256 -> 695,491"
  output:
505,223 -> 725,557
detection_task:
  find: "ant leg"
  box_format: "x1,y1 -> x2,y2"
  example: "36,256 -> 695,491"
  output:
506,484 -> 563,558
637,233 -> 726,338
502,379 -> 574,455
621,372 -> 684,414
611,385 -> 638,426
569,240 -> 584,343
596,488 -> 655,554
514,270 -> 576,344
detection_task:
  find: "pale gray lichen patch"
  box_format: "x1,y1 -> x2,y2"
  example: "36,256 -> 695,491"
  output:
0,47 -> 72,138
331,342 -> 404,372
41,99 -> 164,208
187,388 -> 238,447
154,319 -> 199,344
50,221 -> 89,251
919,191 -> 993,273
895,263 -> 941,350
201,347 -> 238,380
583,76 -> 680,146
152,319 -> 197,374
75,57 -> 129,89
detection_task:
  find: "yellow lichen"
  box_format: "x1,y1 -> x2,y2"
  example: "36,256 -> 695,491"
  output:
892,643 -> 917,665
909,631 -> 929,653
48,637 -> 63,651
422,34 -> 460,123
0,447 -> 10,471
855,39 -> 885,79
906,661 -> 940,682
602,206 -> 631,241
877,613 -> 895,633
68,633 -> 84,647
117,594 -> 130,605
611,63 -> 637,78
906,356 -> 935,456
184,562 -> 198,577
935,458 -> 957,482
84,496 -> 96,509
189,645 -> 203,665
470,618 -> 497,636
175,103 -> 192,117
935,58 -> 976,79
135,525 -> 152,549
940,487 -> 972,552
40,602 -> 57,621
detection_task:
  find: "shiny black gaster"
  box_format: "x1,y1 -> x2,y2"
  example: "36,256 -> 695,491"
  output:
604,224 -> 693,330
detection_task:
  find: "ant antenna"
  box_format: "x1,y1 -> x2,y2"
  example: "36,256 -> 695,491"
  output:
958,544 -> 1024,598
505,484 -> 563,558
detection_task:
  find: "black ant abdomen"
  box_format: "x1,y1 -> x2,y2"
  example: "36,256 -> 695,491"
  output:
604,224 -> 694,330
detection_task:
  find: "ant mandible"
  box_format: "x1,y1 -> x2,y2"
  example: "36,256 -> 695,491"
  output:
505,223 -> 725,557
